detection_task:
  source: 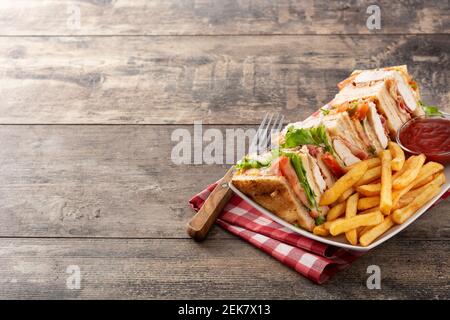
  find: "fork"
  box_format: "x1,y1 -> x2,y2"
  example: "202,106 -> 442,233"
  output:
187,113 -> 285,241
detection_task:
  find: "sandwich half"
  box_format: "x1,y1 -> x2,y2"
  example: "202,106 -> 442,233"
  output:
232,148 -> 331,231
333,65 -> 424,135
338,66 -> 422,117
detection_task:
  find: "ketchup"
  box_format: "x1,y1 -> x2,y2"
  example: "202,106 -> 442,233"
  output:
399,117 -> 450,164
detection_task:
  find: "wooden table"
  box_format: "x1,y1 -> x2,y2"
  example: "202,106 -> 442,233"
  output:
0,1 -> 448,299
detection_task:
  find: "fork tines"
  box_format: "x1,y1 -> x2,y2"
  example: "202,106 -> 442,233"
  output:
249,113 -> 285,155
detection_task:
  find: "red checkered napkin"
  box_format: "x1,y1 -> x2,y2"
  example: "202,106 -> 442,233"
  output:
189,183 -> 363,284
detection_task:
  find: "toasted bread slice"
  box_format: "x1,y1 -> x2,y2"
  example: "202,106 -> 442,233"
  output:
231,175 -> 315,231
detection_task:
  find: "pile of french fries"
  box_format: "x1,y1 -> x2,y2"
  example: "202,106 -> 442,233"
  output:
313,142 -> 446,247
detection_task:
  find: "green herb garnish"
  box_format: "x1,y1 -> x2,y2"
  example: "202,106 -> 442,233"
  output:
349,101 -> 359,113
423,105 -> 442,116
320,107 -> 330,115
315,215 -> 326,226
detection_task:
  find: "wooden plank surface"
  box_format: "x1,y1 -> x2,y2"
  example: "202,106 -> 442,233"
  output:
0,0 -> 448,35
0,125 -> 448,239
0,35 -> 448,124
0,238 -> 448,299
1,1 -> 449,300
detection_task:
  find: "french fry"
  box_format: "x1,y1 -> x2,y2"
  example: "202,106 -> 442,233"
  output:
356,183 -> 381,196
313,225 -> 329,236
346,230 -> 358,245
357,196 -> 380,211
358,225 -> 374,237
392,189 -> 409,209
412,172 -> 444,195
326,202 -> 346,221
393,196 -> 408,210
392,154 -> 426,189
394,172 -> 446,210
343,158 -> 380,173
323,219 -> 342,231
329,211 -> 383,236
410,162 -> 444,189
355,166 -> 381,187
358,207 -> 381,215
411,175 -> 434,190
346,193 -> 359,217
392,185 -> 441,224
393,197 -> 408,210
345,193 -> 359,245
337,187 -> 355,203
416,172 -> 445,191
392,162 -> 445,207
392,159 -> 408,180
319,162 -> 368,206
359,216 -> 395,246
356,226 -> 365,235
388,141 -> 405,171
380,150 -> 392,215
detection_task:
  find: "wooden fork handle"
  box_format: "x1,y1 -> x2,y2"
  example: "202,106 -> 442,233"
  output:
187,167 -> 235,241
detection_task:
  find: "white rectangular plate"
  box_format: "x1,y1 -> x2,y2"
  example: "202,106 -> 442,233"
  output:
229,165 -> 450,251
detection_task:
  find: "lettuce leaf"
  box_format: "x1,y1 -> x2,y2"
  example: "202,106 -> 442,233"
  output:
282,126 -> 318,147
282,125 -> 336,158
235,150 -> 279,170
313,125 -> 336,157
279,150 -> 317,210
235,156 -> 270,170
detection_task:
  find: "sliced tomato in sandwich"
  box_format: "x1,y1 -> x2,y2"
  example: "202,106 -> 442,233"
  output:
321,152 -> 345,178
352,102 -> 369,120
275,156 -> 309,208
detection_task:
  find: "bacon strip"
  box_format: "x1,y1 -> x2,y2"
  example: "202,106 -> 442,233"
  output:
339,137 -> 369,160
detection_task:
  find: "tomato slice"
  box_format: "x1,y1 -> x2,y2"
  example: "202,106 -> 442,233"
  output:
353,102 -> 369,120
277,156 -> 309,207
321,152 -> 344,177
